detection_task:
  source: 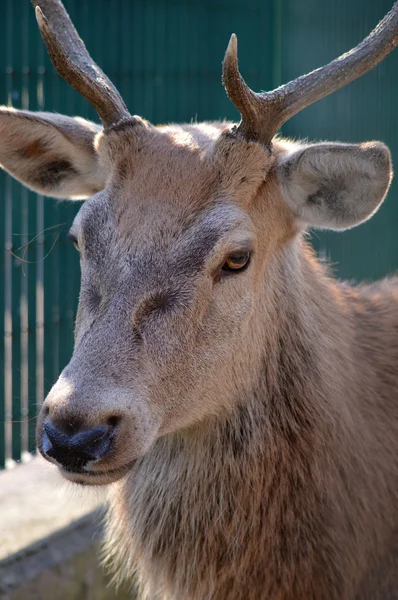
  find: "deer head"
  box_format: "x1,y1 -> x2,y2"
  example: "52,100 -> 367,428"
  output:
0,0 -> 396,485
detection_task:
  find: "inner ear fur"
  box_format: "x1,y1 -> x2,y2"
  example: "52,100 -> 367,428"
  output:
0,107 -> 105,199
277,141 -> 393,230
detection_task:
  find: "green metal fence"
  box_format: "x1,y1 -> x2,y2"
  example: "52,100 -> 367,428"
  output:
1,0 -> 397,468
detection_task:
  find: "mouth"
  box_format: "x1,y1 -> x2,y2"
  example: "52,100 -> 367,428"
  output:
58,460 -> 137,486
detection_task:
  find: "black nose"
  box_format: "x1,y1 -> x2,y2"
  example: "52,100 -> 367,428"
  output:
41,418 -> 116,471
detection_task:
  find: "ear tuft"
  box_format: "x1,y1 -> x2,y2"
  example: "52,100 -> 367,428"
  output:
277,141 -> 393,230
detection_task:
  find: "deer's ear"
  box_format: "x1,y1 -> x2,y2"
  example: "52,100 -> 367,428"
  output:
0,108 -> 105,199
277,142 -> 392,230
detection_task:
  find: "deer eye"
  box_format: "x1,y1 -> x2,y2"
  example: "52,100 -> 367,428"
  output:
68,233 -> 79,251
222,252 -> 251,273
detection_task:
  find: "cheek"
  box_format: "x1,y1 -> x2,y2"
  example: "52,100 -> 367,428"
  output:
148,289 -> 255,405
209,284 -> 256,339
73,305 -> 97,348
73,308 -> 87,346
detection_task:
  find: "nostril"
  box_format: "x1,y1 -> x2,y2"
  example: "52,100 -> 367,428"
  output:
107,415 -> 120,429
76,425 -> 109,446
41,417 -> 116,470
44,419 -> 72,447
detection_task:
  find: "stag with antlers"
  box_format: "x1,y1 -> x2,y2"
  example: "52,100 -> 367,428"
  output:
0,1 -> 397,598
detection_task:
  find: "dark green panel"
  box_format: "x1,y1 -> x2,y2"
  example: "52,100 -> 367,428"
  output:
281,0 -> 398,280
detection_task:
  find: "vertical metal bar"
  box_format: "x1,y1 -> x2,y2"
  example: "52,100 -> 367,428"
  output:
27,7 -> 38,455
4,179 -> 12,469
49,50 -> 59,390
4,0 -> 14,469
36,38 -> 45,417
20,0 -> 30,461
36,198 -> 44,414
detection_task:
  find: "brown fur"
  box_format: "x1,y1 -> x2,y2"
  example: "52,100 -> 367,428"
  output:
0,107 -> 396,598
101,172 -> 398,600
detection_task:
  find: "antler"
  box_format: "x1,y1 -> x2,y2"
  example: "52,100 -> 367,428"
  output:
223,2 -> 398,145
32,0 -> 130,128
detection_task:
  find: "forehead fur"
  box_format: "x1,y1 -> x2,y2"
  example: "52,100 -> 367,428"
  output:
95,118 -> 275,218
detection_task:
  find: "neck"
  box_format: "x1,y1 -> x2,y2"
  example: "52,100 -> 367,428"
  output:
104,240 -> 385,599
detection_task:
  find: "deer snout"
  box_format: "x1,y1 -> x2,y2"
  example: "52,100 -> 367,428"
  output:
37,373 -> 163,484
41,417 -> 117,471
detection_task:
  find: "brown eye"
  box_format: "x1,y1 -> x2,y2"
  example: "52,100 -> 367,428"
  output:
68,233 -> 79,251
222,252 -> 251,273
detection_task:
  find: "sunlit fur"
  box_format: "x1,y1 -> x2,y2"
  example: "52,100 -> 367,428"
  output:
0,108 -> 397,599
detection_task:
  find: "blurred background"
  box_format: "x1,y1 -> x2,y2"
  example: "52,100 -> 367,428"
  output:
0,0 -> 397,470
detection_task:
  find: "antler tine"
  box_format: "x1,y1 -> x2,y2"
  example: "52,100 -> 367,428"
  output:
32,0 -> 130,128
223,2 -> 398,145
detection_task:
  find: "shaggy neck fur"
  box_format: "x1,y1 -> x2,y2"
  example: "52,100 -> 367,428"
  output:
104,239 -> 398,600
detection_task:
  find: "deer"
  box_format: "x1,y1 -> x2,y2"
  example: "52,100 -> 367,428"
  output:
0,0 -> 397,597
